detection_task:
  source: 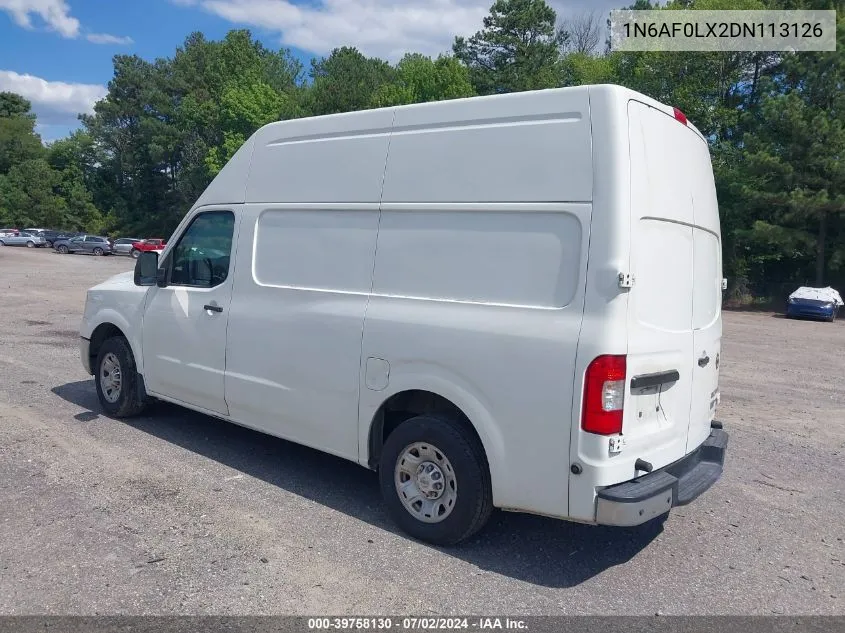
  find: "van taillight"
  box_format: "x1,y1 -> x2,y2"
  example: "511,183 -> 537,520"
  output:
673,107 -> 688,125
581,355 -> 626,435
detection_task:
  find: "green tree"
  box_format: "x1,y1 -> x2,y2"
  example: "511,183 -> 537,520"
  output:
0,94 -> 43,174
735,17 -> 845,285
309,47 -> 396,115
0,92 -> 36,119
48,132 -> 106,231
453,0 -> 566,95
0,159 -> 65,228
370,54 -> 475,107
85,29 -> 304,235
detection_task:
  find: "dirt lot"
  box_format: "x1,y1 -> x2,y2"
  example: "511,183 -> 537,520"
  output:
0,245 -> 843,615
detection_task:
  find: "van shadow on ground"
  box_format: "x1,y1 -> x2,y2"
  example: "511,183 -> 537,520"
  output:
53,379 -> 662,588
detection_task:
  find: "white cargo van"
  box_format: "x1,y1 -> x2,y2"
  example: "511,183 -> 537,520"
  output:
79,84 -> 728,545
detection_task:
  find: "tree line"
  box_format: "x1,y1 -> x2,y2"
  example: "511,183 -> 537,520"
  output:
0,0 -> 842,303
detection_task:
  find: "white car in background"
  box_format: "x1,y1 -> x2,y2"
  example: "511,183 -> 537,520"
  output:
112,238 -> 143,256
0,231 -> 47,248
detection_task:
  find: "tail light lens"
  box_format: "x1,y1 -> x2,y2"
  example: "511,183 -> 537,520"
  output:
673,107 -> 688,125
582,355 -> 627,435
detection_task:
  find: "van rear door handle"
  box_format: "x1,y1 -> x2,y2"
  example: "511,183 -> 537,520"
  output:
630,370 -> 680,390
698,354 -> 710,368
203,304 -> 223,313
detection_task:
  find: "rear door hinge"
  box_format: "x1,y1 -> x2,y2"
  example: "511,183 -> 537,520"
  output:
618,272 -> 635,289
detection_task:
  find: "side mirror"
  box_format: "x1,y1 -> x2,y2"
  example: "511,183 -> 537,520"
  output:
134,251 -> 160,286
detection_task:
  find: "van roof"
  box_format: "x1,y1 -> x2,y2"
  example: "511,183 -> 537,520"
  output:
255,83 -> 707,144
192,83 -> 707,210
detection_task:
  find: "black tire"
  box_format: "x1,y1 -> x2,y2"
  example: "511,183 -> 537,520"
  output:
26,240 -> 34,248
131,249 -> 140,259
57,245 -> 68,254
379,414 -> 493,546
93,247 -> 104,256
45,241 -> 52,248
0,240 -> 5,246
94,336 -> 148,418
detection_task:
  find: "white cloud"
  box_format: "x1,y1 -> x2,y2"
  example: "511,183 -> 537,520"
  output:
86,32 -> 134,45
0,70 -> 106,125
175,0 -> 620,61
0,0 -> 132,44
179,0 -> 484,60
0,0 -> 79,37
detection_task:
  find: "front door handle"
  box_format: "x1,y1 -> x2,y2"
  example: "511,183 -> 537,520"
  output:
698,354 -> 710,368
203,304 -> 223,313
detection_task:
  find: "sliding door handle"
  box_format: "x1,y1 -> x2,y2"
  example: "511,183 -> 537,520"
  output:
203,304 -> 223,313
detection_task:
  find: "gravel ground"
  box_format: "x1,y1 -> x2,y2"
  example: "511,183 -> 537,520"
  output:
0,246 -> 843,615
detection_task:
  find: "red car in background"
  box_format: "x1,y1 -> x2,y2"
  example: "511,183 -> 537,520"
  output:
130,238 -> 166,258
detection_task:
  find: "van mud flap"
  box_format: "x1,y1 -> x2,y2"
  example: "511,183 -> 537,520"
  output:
595,425 -> 728,526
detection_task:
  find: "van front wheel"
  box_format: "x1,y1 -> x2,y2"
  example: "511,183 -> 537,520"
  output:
94,336 -> 148,418
379,414 -> 493,546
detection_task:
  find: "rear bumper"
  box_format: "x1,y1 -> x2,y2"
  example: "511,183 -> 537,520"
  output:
595,425 -> 728,526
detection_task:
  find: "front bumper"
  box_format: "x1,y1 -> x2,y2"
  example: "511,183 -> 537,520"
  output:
787,303 -> 837,319
595,425 -> 728,526
80,336 -> 92,375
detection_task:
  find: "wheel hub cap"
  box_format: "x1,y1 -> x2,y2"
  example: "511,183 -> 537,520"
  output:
394,442 -> 457,524
100,352 -> 122,403
415,462 -> 445,499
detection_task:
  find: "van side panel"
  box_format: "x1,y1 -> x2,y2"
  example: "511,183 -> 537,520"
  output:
193,135 -> 256,209
246,109 -> 395,203
381,89 -> 592,204
360,204 -> 590,515
224,204 -> 380,461
360,89 -> 593,517
223,112 -> 392,461
567,86 -> 634,522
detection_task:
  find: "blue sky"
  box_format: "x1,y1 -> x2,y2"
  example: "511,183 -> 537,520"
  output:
0,0 -> 614,142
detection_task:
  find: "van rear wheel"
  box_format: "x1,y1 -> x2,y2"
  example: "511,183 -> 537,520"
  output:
379,414 -> 493,545
94,336 -> 148,418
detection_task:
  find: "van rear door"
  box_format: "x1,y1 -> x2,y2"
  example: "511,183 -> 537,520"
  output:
624,100 -> 694,470
624,100 -> 720,470
689,144 -> 723,453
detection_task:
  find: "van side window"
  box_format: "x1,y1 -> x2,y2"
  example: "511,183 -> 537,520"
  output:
169,211 -> 235,288
371,210 -> 582,308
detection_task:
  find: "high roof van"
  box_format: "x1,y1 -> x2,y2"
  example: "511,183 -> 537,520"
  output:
79,84 -> 728,545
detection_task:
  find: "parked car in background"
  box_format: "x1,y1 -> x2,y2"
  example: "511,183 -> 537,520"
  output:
53,235 -> 112,256
0,228 -> 19,237
57,231 -> 85,240
0,231 -> 47,248
131,238 -> 166,258
25,229 -> 65,247
112,238 -> 142,256
787,286 -> 843,322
